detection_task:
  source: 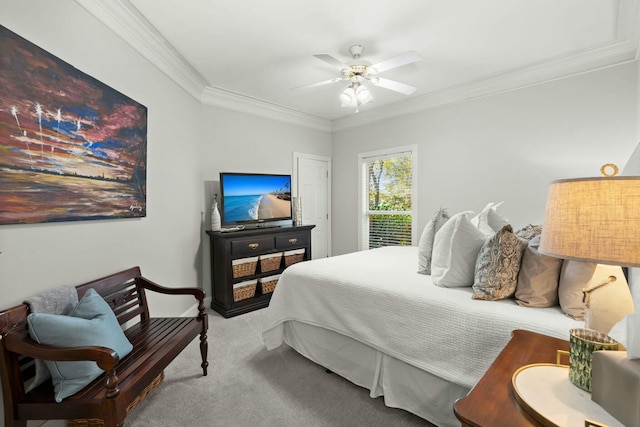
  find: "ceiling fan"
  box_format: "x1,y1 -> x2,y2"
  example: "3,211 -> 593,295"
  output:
293,45 -> 421,111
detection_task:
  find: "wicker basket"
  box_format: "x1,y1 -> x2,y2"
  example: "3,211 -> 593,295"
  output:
284,249 -> 305,267
232,256 -> 258,278
233,279 -> 257,302
259,252 -> 282,273
259,274 -> 281,294
68,371 -> 165,427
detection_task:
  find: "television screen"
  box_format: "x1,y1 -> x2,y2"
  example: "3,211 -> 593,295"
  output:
219,172 -> 292,226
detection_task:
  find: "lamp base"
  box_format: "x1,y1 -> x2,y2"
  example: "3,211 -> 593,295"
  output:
592,350 -> 640,426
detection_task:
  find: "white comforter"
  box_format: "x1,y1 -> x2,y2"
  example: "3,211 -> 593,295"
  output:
262,246 -> 582,388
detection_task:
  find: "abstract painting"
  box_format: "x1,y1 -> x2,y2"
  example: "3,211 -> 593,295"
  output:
0,25 -> 147,225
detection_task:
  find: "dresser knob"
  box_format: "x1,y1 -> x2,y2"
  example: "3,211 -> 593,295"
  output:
249,243 -> 259,249
288,238 -> 297,244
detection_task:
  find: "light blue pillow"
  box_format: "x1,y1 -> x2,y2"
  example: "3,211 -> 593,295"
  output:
27,288 -> 133,402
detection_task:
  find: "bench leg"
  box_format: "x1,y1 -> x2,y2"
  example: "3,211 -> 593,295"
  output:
200,330 -> 208,376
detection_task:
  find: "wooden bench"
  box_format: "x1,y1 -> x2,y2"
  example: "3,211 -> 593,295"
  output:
0,266 -> 208,427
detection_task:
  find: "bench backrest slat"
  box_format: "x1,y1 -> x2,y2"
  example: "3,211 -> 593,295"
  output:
101,283 -> 146,325
76,266 -> 150,325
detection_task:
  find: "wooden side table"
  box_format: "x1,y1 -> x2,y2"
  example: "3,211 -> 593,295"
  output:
454,329 -> 569,427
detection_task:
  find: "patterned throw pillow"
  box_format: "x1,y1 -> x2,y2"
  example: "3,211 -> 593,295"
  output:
514,224 -> 543,241
472,225 -> 527,300
417,208 -> 450,275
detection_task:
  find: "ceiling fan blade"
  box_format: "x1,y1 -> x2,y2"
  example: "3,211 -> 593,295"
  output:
370,51 -> 421,74
313,54 -> 349,70
371,77 -> 417,95
290,77 -> 344,90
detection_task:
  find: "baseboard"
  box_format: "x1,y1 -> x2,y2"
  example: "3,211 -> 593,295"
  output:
180,296 -> 212,317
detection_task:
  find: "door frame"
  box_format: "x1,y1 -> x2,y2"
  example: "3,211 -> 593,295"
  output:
293,152 -> 332,257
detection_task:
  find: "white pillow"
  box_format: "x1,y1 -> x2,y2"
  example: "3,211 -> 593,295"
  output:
417,208 -> 449,275
472,202 -> 509,237
559,260 -> 634,333
432,211 -> 488,288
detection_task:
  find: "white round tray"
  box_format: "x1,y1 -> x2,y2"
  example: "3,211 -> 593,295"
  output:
511,364 -> 623,427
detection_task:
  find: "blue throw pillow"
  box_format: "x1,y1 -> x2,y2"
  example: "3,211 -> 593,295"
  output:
27,288 -> 133,402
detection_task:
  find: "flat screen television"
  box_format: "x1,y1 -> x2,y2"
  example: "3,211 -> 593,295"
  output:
219,172 -> 292,228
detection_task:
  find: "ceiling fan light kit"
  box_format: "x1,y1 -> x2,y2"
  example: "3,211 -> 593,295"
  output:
340,82 -> 373,112
294,44 -> 421,113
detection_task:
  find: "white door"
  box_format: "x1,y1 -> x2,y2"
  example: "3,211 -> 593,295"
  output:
294,154 -> 330,259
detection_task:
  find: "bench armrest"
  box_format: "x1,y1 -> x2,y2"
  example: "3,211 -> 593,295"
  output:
138,277 -> 205,301
4,331 -> 122,398
138,277 -> 207,320
3,331 -> 119,370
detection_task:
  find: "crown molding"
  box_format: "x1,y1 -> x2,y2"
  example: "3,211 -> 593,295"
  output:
334,0 -> 639,131
332,39 -> 638,132
201,86 -> 332,132
333,0 -> 640,131
77,0 -> 640,134
74,0 -> 331,132
74,0 -> 209,100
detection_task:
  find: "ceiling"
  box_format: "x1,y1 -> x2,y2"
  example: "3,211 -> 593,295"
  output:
76,0 -> 640,131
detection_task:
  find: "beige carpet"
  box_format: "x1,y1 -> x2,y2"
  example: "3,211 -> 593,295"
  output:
125,308 -> 434,426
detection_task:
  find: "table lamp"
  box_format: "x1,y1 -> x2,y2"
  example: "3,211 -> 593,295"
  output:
538,166 -> 640,426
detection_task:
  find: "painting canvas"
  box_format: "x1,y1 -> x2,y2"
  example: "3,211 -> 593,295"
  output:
0,25 -> 147,225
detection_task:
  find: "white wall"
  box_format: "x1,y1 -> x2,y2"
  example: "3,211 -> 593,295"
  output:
0,3 -> 332,426
0,2 -> 334,310
0,0 -> 205,315
332,63 -> 638,255
199,107 -> 331,295
201,107 -> 331,179
0,1 -> 637,424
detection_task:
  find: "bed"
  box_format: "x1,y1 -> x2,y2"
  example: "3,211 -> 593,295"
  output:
261,246 -> 582,427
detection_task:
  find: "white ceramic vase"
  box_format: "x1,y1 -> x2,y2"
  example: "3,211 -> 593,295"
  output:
211,194 -> 221,231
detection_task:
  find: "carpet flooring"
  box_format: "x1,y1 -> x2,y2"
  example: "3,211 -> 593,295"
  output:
125,308 -> 434,426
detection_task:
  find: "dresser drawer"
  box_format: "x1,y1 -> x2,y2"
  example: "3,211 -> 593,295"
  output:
275,233 -> 309,250
231,237 -> 274,255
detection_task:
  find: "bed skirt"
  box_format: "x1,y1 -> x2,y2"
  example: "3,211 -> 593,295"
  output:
267,320 -> 470,427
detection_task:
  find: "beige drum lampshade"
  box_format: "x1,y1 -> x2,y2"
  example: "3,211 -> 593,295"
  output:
539,176 -> 640,267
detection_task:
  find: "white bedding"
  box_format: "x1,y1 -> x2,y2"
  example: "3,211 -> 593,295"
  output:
262,246 -> 582,389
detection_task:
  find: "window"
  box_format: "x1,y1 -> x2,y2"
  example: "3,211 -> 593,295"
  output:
358,145 -> 417,250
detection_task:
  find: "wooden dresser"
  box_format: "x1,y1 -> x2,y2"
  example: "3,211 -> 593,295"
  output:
207,225 -> 314,318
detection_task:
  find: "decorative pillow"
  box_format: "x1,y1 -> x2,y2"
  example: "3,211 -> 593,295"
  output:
558,261 -> 634,329
558,260 -> 593,319
471,202 -> 509,237
515,235 -> 562,307
583,266 -> 634,334
27,288 -> 133,402
514,224 -> 543,242
432,211 -> 488,288
417,208 -> 450,275
472,225 -> 527,300
23,285 -> 78,393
